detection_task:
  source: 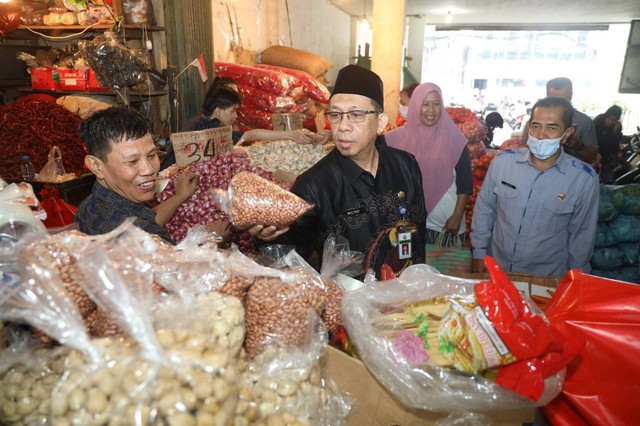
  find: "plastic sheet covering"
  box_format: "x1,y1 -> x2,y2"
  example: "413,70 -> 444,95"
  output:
341,256 -> 578,412
542,270 -> 640,426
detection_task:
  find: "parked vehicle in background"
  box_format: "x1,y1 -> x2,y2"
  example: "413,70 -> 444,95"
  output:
613,127 -> 640,184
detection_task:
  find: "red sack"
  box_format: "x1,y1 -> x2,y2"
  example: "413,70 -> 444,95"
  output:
237,85 -> 296,113
214,62 -> 295,95
476,257 -> 582,400
254,64 -> 330,103
39,185 -> 77,228
542,270 -> 640,426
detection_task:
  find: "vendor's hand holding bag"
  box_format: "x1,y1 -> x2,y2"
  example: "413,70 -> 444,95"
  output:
424,231 -> 471,275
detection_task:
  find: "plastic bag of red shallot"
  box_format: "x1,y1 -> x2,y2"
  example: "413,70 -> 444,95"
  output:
213,170 -> 314,230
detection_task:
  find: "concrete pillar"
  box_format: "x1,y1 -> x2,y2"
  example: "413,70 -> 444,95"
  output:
406,15 -> 426,85
371,0 -> 405,124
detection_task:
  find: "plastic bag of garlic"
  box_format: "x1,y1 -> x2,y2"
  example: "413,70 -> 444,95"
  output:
0,220 -> 352,425
245,139 -> 333,176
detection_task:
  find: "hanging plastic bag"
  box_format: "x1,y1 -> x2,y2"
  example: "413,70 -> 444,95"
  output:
39,185 -> 77,228
0,3 -> 21,37
542,270 -> 640,426
38,146 -> 77,183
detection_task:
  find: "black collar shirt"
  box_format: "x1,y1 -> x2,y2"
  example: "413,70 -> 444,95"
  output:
288,140 -> 427,276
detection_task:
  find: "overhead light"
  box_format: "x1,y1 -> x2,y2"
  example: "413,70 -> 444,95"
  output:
360,16 -> 370,33
359,0 -> 370,38
445,11 -> 453,24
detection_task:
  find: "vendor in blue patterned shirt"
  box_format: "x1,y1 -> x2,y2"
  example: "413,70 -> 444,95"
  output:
75,106 -> 199,243
470,96 -> 599,276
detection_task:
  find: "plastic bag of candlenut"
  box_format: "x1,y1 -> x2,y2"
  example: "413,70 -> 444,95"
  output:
52,222 -> 246,425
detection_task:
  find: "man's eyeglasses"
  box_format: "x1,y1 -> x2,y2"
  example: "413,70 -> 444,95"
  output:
325,110 -> 377,123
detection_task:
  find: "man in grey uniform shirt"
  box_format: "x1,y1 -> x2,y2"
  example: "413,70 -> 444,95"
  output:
546,77 -> 598,148
471,96 -> 599,276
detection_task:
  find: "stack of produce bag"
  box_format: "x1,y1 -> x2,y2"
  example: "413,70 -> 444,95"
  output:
591,184 -> 640,283
214,62 -> 330,132
0,219 -> 351,425
341,256 -> 580,412
444,106 -> 498,236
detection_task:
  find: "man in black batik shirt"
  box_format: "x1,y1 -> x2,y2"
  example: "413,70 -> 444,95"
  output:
251,65 -> 426,279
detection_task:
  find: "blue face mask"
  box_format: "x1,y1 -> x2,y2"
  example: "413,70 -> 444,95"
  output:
527,130 -> 567,160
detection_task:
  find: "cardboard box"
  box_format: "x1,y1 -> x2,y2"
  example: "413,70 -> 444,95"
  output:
272,113 -> 303,131
322,347 -> 536,426
55,69 -> 88,91
170,127 -> 234,167
30,68 -> 59,90
455,272 -> 562,307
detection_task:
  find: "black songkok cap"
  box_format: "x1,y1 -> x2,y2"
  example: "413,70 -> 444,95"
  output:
331,64 -> 384,109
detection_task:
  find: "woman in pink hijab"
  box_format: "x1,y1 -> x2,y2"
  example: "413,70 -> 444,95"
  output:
385,82 -> 472,246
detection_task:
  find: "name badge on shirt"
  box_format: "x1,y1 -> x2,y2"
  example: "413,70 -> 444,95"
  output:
398,231 -> 412,260
343,207 -> 366,216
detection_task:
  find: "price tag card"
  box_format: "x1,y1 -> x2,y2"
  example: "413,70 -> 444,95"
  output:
272,113 -> 303,131
170,126 -> 233,167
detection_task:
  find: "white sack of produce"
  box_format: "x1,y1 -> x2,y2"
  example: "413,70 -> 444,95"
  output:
217,171 -> 313,230
56,95 -> 114,119
258,46 -> 333,80
0,219 -> 351,425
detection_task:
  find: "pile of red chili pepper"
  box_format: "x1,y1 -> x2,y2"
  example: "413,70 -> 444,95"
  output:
0,100 -> 87,180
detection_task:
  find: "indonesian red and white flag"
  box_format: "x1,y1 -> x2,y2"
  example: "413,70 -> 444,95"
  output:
191,53 -> 208,82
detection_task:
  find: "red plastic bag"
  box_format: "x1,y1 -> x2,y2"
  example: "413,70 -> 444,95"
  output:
0,3 -> 22,37
542,270 -> 640,426
39,185 -> 77,228
477,257 -> 582,400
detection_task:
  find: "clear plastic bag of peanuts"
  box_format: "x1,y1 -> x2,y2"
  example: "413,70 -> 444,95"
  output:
151,223 -> 295,303
319,235 -> 364,345
213,170 -> 313,229
53,238 -> 246,425
244,249 -> 327,358
236,311 -> 353,425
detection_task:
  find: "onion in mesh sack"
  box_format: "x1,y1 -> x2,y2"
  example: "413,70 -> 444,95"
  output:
154,152 -> 291,252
